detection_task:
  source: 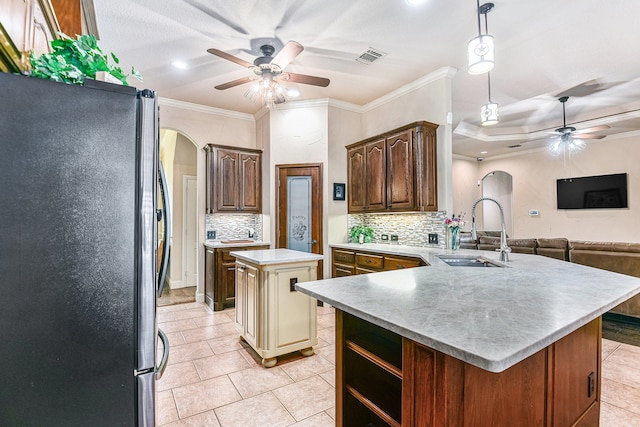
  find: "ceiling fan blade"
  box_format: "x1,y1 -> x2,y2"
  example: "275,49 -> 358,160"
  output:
573,124 -> 610,135
271,41 -> 304,70
281,72 -> 330,87
572,134 -> 606,140
207,48 -> 254,69
214,76 -> 256,90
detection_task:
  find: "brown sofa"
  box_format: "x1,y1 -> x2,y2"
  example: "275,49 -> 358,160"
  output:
475,235 -> 538,255
570,241 -> 640,320
458,235 -> 639,319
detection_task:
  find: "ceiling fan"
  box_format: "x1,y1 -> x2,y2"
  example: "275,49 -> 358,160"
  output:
207,40 -> 330,97
547,96 -> 610,154
551,96 -> 609,139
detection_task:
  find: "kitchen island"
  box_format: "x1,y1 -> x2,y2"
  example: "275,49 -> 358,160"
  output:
231,248 -> 323,367
296,244 -> 640,426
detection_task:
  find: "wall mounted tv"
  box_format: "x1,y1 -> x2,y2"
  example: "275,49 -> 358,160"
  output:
556,173 -> 628,209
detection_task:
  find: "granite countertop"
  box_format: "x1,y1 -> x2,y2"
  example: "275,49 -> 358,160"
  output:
231,248 -> 324,266
204,240 -> 271,248
295,243 -> 640,373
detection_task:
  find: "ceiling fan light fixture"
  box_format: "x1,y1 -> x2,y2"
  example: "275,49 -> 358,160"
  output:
468,2 -> 495,75
244,77 -> 287,109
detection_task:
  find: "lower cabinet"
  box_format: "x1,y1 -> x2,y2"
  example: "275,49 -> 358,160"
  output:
234,258 -> 320,367
336,310 -> 602,426
331,247 -> 426,278
204,245 -> 269,311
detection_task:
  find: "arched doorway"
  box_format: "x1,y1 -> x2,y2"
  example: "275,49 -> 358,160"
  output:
480,170 -> 513,237
158,129 -> 198,306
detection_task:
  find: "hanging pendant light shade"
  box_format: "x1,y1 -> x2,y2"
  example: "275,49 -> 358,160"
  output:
480,72 -> 498,126
468,2 -> 495,75
481,101 -> 499,126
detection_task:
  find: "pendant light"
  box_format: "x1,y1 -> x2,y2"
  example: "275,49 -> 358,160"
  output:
468,2 -> 495,75
480,72 -> 499,126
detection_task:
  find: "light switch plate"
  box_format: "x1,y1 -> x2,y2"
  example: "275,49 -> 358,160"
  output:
428,233 -> 438,244
207,230 -> 216,239
390,234 -> 398,242
381,234 -> 389,241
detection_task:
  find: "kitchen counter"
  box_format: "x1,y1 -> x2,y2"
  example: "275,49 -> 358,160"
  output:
230,248 -> 323,265
204,239 -> 271,248
296,243 -> 640,372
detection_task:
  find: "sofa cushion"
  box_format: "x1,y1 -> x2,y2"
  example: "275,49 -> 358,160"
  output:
570,240 -> 640,319
477,235 -> 500,251
537,238 -> 569,261
506,238 -> 537,254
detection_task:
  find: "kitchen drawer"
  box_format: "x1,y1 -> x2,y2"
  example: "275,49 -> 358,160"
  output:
384,255 -> 423,270
219,245 -> 268,261
333,263 -> 355,277
356,253 -> 384,270
333,249 -> 356,265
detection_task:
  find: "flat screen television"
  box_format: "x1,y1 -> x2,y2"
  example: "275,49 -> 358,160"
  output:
556,173 -> 628,209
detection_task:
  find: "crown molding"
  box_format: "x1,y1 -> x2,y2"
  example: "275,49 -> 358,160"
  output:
363,66 -> 458,112
158,97 -> 255,121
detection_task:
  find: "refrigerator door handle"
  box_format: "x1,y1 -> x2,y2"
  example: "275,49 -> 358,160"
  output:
157,161 -> 171,297
156,328 -> 170,379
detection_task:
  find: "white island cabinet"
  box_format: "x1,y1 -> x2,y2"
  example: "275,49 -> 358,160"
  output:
230,248 -> 323,367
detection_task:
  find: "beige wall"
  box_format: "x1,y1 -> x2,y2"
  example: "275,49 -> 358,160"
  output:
168,134 -> 197,288
159,99 -> 256,301
453,132 -> 640,242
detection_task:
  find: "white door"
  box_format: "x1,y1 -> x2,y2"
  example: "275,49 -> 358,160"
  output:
183,176 -> 198,287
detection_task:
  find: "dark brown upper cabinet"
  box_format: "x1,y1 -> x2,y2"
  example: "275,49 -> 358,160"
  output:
205,144 -> 262,213
346,121 -> 438,213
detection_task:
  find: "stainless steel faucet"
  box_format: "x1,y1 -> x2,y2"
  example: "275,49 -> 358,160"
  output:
471,197 -> 511,262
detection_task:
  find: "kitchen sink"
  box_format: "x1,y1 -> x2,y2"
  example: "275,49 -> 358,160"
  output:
437,255 -> 508,268
220,239 -> 256,244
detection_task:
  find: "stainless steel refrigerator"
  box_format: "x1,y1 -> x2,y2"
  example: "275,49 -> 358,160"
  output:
0,72 -> 170,426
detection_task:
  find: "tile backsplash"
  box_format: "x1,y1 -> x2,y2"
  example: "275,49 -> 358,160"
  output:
348,212 -> 448,248
205,214 -> 263,241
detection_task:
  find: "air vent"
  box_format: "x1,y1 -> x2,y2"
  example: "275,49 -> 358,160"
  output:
508,144 -> 522,148
355,48 -> 387,65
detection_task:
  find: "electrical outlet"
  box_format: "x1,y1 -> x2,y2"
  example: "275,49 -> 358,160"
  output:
381,234 -> 389,241
390,234 -> 398,242
428,233 -> 438,244
207,230 -> 216,240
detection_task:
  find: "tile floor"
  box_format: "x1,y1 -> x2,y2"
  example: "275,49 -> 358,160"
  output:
157,302 -> 640,426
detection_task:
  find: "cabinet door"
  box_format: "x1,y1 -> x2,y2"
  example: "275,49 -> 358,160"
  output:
204,248 -> 215,309
415,123 -> 438,211
244,263 -> 260,349
386,130 -> 414,211
234,262 -> 246,333
347,145 -> 366,213
364,139 -> 387,212
221,261 -> 237,307
239,152 -> 261,212
214,148 -> 240,212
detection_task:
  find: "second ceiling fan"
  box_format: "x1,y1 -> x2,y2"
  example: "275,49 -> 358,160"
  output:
207,40 -> 330,95
550,96 -> 610,142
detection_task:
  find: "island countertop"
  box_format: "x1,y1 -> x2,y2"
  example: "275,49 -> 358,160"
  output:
295,243 -> 640,372
231,248 -> 323,266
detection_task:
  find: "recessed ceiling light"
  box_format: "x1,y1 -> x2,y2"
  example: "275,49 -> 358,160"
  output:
171,61 -> 189,70
480,151 -> 488,154
405,0 -> 427,5
287,88 -> 300,97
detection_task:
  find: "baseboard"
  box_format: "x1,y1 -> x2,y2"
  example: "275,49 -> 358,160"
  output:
195,292 -> 205,303
169,279 -> 185,289
603,312 -> 640,327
